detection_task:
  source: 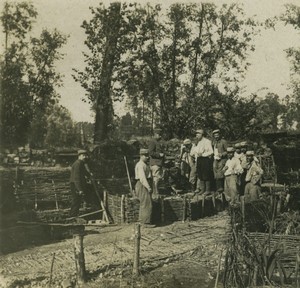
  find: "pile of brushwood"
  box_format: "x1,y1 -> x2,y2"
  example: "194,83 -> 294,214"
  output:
223,198 -> 300,287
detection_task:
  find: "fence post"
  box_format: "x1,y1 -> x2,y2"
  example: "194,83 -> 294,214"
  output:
133,223 -> 141,276
74,233 -> 86,285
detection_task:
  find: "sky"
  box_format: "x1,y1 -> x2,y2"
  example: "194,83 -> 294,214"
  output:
1,0 -> 299,122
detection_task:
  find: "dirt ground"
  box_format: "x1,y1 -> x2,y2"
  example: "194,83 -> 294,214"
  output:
0,212 -> 229,288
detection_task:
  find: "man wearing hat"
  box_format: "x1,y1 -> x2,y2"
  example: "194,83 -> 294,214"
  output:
244,151 -> 263,202
212,129 -> 228,192
234,143 -> 242,160
69,150 -> 90,217
223,147 -> 243,204
135,148 -> 154,227
190,129 -> 214,194
149,128 -> 165,199
180,138 -> 197,189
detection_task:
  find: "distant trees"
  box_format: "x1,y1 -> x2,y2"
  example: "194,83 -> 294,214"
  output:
281,4 -> 300,129
0,2 -> 67,147
75,3 -> 264,140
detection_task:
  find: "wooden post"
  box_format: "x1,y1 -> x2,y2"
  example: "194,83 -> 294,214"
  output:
121,194 -> 125,224
74,233 -> 86,284
160,196 -> 164,223
201,195 -> 205,218
133,223 -> 141,276
182,195 -> 186,223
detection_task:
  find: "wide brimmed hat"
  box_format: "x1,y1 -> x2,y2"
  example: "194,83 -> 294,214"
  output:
240,141 -> 248,147
78,149 -> 88,155
140,148 -> 149,155
234,143 -> 241,148
246,150 -> 255,156
227,147 -> 235,153
212,129 -> 220,134
183,139 -> 192,145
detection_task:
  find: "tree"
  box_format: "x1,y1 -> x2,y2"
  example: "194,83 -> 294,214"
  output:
73,3 -> 123,143
0,2 -> 67,147
45,105 -> 78,148
281,4 -> 300,129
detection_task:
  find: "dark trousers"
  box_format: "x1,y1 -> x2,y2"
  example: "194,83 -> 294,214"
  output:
69,182 -> 82,217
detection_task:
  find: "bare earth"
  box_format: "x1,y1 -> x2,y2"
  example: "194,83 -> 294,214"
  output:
0,213 -> 229,288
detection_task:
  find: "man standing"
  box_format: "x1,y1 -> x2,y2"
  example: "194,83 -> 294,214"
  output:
244,151 -> 264,202
234,143 -> 242,160
223,147 -> 243,204
149,128 -> 164,199
180,138 -> 197,190
212,129 -> 228,192
69,150 -> 90,217
135,149 -> 154,227
191,129 -> 214,194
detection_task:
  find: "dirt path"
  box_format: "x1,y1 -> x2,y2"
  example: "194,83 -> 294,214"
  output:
0,213 -> 229,287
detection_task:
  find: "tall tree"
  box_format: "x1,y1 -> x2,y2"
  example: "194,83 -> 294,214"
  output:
73,3 -> 123,143
0,2 -> 67,146
281,4 -> 300,129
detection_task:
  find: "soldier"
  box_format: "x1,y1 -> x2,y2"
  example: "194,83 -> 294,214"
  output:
190,129 -> 214,194
135,148 -> 155,227
234,143 -> 242,160
149,128 -> 164,199
223,147 -> 243,204
212,129 -> 228,192
69,150 -> 90,217
244,151 -> 264,202
180,138 -> 197,190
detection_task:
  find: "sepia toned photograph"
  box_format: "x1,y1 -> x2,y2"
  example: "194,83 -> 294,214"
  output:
0,0 -> 299,287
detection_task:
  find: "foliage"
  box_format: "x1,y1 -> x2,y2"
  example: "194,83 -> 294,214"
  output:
0,2 -> 67,147
45,105 -> 78,148
74,3 -> 265,140
281,4 -> 300,129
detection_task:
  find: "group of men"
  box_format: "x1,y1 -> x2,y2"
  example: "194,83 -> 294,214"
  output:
69,128 -> 264,226
180,129 -> 264,204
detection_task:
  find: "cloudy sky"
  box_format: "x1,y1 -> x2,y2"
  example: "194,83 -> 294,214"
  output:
1,0 -> 299,122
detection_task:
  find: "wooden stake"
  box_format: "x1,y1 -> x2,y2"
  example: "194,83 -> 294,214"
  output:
160,196 -> 164,223
214,249 -> 223,288
201,196 -> 205,218
49,252 -> 55,288
74,233 -> 86,284
121,194 -> 125,224
133,223 -> 141,276
182,195 -> 186,223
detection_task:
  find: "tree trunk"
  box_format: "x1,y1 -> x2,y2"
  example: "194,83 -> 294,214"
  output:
94,3 -> 122,143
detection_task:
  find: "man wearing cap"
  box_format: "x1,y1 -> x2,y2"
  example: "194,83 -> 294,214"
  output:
212,129 -> 228,192
244,151 -> 263,202
234,143 -> 242,160
223,147 -> 243,204
69,150 -> 90,217
180,138 -> 197,189
135,149 -> 154,227
149,128 -> 165,199
190,129 -> 214,194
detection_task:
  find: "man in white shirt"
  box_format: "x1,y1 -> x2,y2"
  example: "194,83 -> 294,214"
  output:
135,148 -> 154,227
223,147 -> 243,204
244,151 -> 263,202
190,129 -> 214,194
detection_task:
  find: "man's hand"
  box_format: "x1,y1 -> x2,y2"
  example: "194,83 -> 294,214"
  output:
159,153 -> 164,158
223,166 -> 228,171
148,187 -> 152,193
197,152 -> 203,157
78,191 -> 84,196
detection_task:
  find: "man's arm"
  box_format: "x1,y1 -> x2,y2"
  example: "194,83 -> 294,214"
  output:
73,161 -> 84,192
137,163 -> 151,191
